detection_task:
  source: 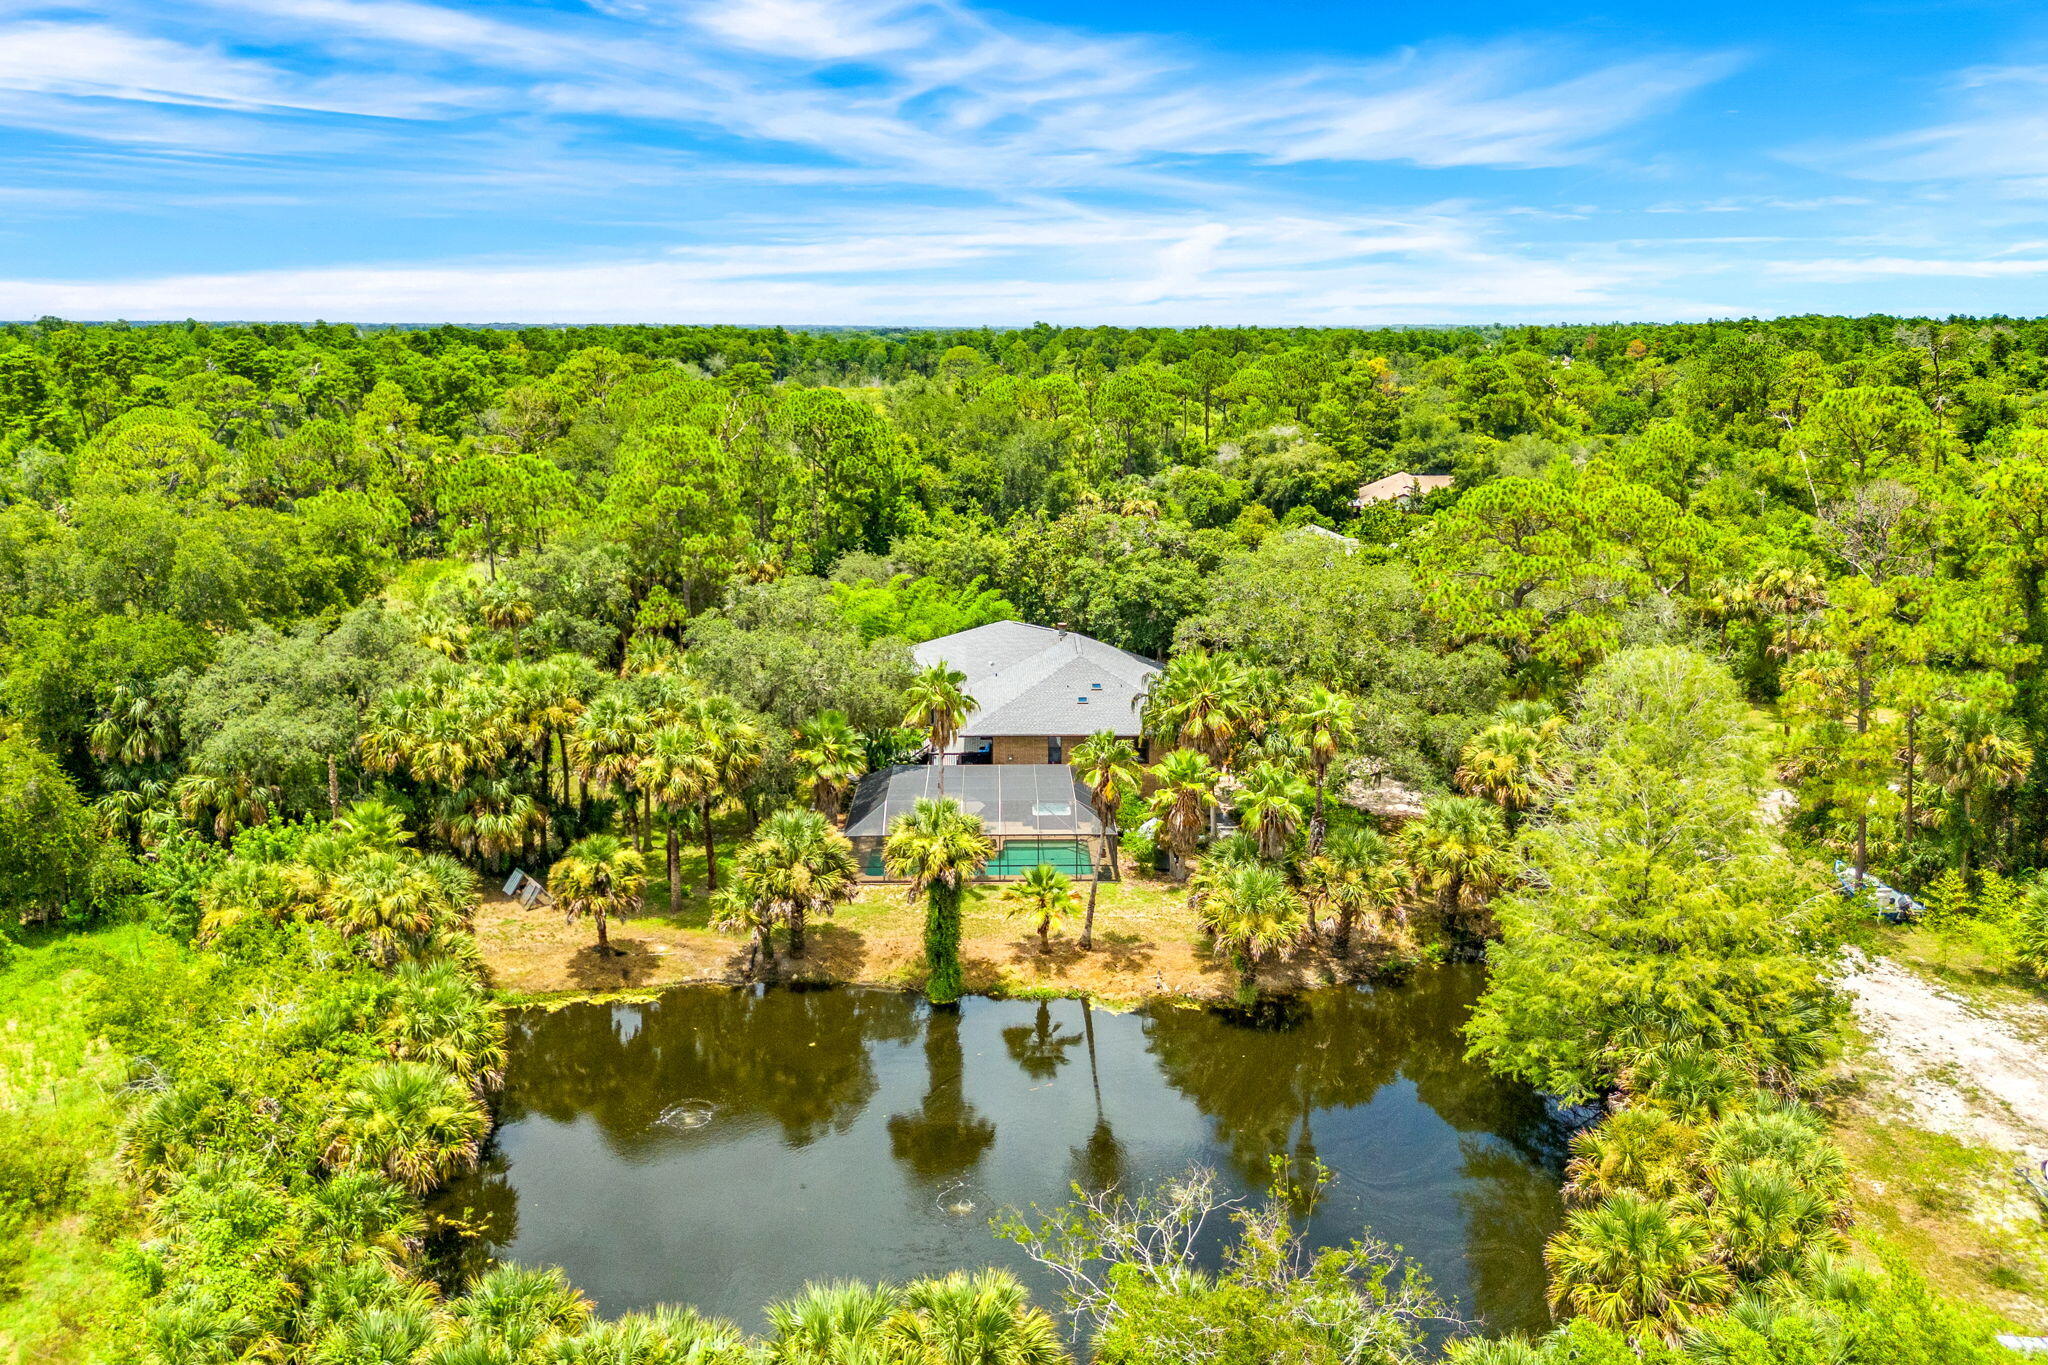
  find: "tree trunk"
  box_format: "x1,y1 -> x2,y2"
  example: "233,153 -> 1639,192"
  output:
327,754 -> 341,819
1080,878 -> 1099,951
1309,776 -> 1327,854
754,918 -> 773,979
1336,904 -> 1354,959
701,801 -> 719,892
790,904 -> 807,957
1108,820 -> 1123,882
595,906 -> 610,953
667,819 -> 683,914
1039,914 -> 1051,954
1903,712 -> 1918,839
925,883 -> 964,1005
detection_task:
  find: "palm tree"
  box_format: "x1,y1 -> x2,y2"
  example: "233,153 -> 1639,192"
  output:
1146,749 -> 1219,880
1140,647 -> 1247,765
688,697 -> 768,892
1706,1161 -> 1839,1281
548,833 -> 646,956
335,798 -> 413,853
1070,729 -> 1139,882
568,690 -> 651,846
883,797 -> 992,1006
1924,700 -> 2033,882
1200,862 -> 1305,1004
794,710 -> 866,823
325,1060 -> 490,1195
1400,795 -> 1511,949
642,722 -> 716,912
1544,1192 -> 1733,1339
1301,827 -> 1399,958
1004,863 -> 1078,954
1232,760 -> 1311,861
1455,720 -> 1560,831
732,807 -> 860,965
1287,686 -> 1355,852
904,664 -> 974,786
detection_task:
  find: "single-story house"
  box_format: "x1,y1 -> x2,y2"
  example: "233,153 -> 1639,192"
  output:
844,764 -> 1105,880
1354,472 -> 1455,507
912,620 -> 1160,765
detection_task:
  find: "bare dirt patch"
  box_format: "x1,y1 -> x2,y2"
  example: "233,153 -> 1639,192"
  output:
1839,948 -> 2048,1161
473,876 -> 1414,1005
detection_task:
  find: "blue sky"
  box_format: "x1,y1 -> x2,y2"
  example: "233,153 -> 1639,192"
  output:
3,0 -> 2048,323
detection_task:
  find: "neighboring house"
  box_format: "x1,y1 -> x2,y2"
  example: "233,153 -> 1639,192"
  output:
843,763 -> 1104,880
1354,471 -> 1455,507
912,620 -> 1159,765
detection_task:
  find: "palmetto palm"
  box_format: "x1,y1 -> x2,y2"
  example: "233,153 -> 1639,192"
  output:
1069,729 -> 1139,950
325,1060 -> 490,1195
1145,748 -> 1219,880
335,798 -> 413,853
766,1280 -> 901,1365
1232,759 -> 1312,862
1301,827 -> 1399,957
1924,701 -> 2033,881
884,797 -> 993,1006
322,851 -> 442,964
1140,647 -> 1247,765
1199,862 -> 1305,1003
904,664 -> 974,772
549,833 -> 647,955
89,683 -> 172,766
174,767 -> 279,841
795,710 -> 866,823
1286,685 -> 1355,852
1455,720 -> 1561,829
890,1270 -> 1066,1365
385,959 -> 508,1092
1400,795 -> 1511,946
308,1303 -> 440,1365
553,1307 -> 751,1365
1706,1161 -> 1839,1281
1004,863 -> 1079,954
448,1263 -> 592,1357
1544,1192 -> 1733,1339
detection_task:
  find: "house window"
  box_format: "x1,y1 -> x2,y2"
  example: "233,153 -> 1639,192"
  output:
1047,735 -> 1063,763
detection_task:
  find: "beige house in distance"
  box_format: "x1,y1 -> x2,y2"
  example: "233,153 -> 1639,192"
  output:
1355,471 -> 1455,507
911,620 -> 1160,765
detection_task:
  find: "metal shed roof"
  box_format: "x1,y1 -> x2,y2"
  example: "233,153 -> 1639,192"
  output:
843,764 -> 1103,839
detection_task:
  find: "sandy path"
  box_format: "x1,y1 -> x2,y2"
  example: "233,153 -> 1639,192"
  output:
1840,947 -> 2048,1161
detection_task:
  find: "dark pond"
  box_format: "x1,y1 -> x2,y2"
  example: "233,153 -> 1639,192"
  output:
436,966 -> 1571,1337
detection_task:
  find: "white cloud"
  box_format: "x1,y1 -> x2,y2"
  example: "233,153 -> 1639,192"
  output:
0,202 -> 1677,323
1764,255 -> 2048,281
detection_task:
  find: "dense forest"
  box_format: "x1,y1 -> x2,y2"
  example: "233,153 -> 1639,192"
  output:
0,314 -> 2041,1363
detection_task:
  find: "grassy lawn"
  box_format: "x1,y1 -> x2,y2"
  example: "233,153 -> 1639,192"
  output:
0,921 -> 152,1363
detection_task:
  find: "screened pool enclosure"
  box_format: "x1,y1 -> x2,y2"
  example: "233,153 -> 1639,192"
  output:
843,764 -> 1105,880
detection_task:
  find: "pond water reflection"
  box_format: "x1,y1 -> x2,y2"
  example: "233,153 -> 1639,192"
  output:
436,966 -> 1570,1336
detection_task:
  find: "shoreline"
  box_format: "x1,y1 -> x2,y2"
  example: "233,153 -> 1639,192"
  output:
474,881 -> 1430,1011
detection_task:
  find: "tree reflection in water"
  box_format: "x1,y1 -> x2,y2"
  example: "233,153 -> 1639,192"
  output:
887,1005 -> 997,1188
435,969 -> 1567,1335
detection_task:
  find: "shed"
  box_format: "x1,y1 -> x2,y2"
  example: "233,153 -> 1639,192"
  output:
843,764 -> 1104,880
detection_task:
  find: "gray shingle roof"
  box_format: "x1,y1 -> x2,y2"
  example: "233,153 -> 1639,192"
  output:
911,621 -> 1157,740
